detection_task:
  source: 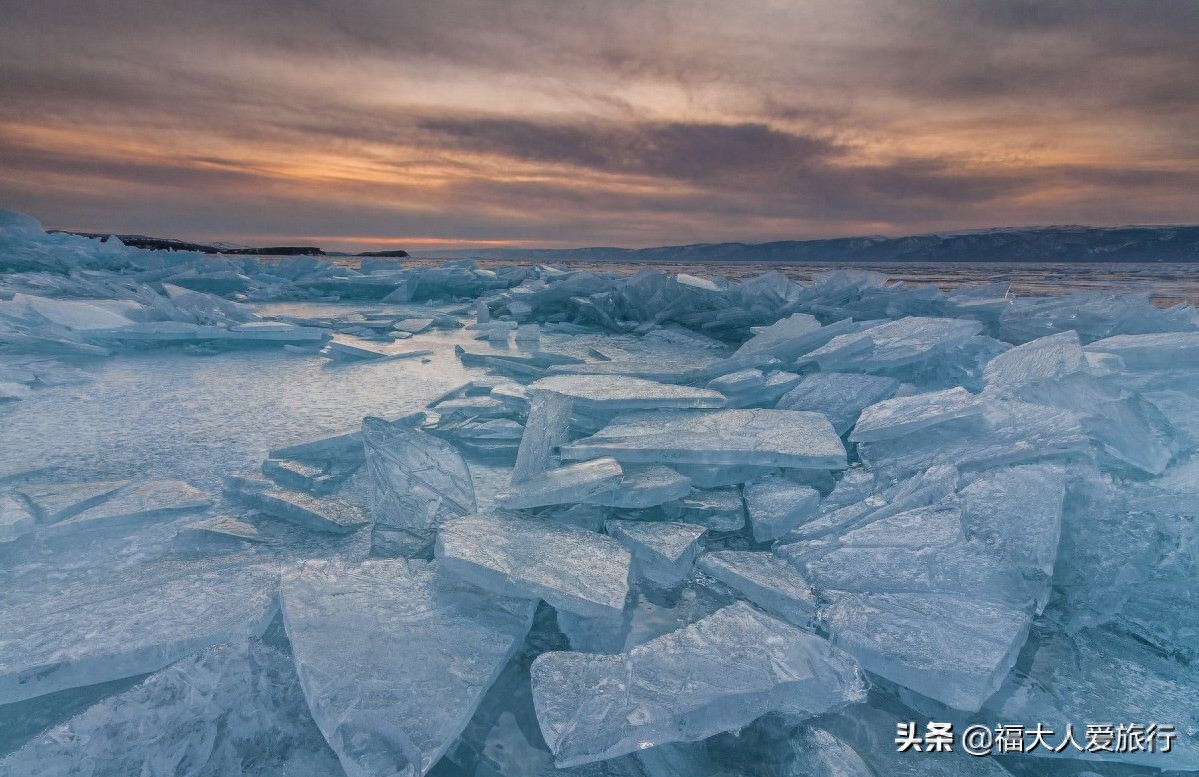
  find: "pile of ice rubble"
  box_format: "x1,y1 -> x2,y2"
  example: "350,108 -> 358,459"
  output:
2,208 -> 1199,777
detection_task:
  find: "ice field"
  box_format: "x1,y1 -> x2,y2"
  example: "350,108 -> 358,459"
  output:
1,208 -> 1198,776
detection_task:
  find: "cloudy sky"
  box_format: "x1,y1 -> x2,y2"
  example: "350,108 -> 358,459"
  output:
1,0 -> 1196,250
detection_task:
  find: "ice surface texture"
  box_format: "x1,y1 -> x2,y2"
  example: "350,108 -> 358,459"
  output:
437,513 -> 631,618
531,602 -> 867,767
281,559 -> 535,777
561,409 -> 846,469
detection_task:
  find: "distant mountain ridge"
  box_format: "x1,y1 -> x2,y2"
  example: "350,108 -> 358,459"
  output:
416,225 -> 1199,263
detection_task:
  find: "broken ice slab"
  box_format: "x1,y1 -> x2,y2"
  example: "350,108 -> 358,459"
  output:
819,591 -> 1030,712
393,317 -> 435,334
40,480 -> 212,537
743,475 -> 821,542
234,484 -> 369,534
15,479 -> 130,522
0,641 -> 345,777
697,550 -> 816,628
856,397 -> 1090,475
511,390 -> 573,484
436,512 -> 631,618
557,583 -> 734,654
281,560 -> 535,777
362,417 -> 475,551
985,626 -> 1199,770
799,316 -> 983,372
849,386 -> 981,442
0,494 -> 35,542
716,370 -> 804,408
546,353 -> 725,384
529,374 -> 725,412
583,464 -> 692,508
560,409 -> 846,470
0,556 -> 279,704
1085,330 -> 1199,370
982,330 -> 1089,391
495,458 -> 624,509
263,456 -> 353,495
733,312 -> 822,357
606,520 -> 707,586
12,293 -> 132,330
531,601 -> 867,767
776,372 -> 900,435
674,487 -> 746,531
707,368 -> 766,394
322,336 -> 432,362
176,514 -> 266,544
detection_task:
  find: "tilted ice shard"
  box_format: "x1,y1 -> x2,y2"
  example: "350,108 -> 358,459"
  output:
41,480 -> 212,537
511,390 -> 573,484
236,485 -> 369,534
362,416 -> 475,548
819,591 -> 1030,712
530,374 -> 725,412
982,330 -> 1089,390
696,550 -> 817,628
496,458 -> 624,509
743,476 -> 821,541
606,520 -> 707,586
733,312 -> 822,357
437,513 -> 631,618
561,409 -> 846,469
0,556 -> 279,704
584,464 -> 691,508
0,642 -> 345,777
1085,331 -> 1199,370
800,316 -> 983,371
177,514 -> 266,544
531,601 -> 867,767
776,372 -> 900,435
850,387 -> 981,442
855,397 -> 1089,475
281,560 -> 536,777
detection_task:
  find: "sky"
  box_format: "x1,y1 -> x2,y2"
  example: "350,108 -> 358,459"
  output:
1,0 -> 1197,252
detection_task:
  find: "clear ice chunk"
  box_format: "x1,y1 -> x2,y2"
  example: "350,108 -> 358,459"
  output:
0,557 -> 279,704
776,372 -> 900,435
743,475 -> 821,541
497,458 -> 624,509
530,375 -> 725,412
531,601 -> 867,767
800,316 -> 983,371
849,387 -> 981,442
696,550 -> 817,628
561,409 -> 846,470
437,512 -> 632,618
1085,331 -> 1199,371
0,642 -> 345,777
511,391 -> 573,484
982,330 -> 1089,390
606,520 -> 707,586
584,464 -> 692,508
820,591 -> 1030,712
281,560 -> 536,777
362,417 -> 475,549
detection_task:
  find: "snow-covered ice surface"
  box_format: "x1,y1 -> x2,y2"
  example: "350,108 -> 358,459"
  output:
2,211 -> 1198,775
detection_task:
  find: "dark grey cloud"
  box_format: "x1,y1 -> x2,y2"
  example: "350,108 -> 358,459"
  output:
0,0 -> 1196,247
